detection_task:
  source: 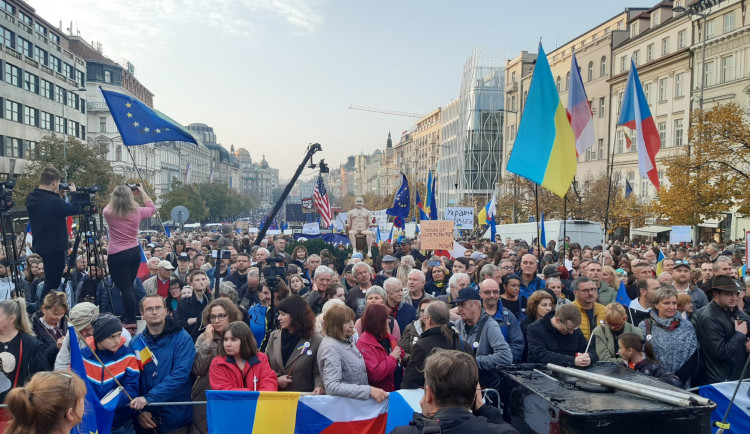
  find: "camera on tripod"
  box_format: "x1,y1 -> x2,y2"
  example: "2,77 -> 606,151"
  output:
0,180 -> 15,211
262,256 -> 287,291
61,184 -> 102,215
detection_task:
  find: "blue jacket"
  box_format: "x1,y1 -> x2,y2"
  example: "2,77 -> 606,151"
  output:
489,303 -> 525,363
520,276 -> 545,299
95,277 -> 146,317
81,338 -> 140,429
26,188 -> 79,254
393,301 -> 417,335
131,317 -> 196,433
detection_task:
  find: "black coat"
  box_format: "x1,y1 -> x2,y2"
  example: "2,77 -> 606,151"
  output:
26,188 -> 79,254
402,327 -> 472,389
526,310 -> 598,367
177,292 -> 212,341
390,408 -> 519,434
692,301 -> 750,385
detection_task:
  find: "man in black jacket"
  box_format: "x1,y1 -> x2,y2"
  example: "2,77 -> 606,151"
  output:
392,350 -> 518,434
692,275 -> 750,385
26,165 -> 79,301
527,303 -> 598,367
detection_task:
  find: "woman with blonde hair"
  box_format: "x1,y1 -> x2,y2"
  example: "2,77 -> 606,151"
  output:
103,184 -> 155,327
592,302 -> 642,363
601,266 -> 620,292
4,371 -> 86,434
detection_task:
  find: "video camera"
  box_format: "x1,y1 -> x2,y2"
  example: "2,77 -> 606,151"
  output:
0,180 -> 14,211
59,184 -> 102,215
262,256 -> 287,291
127,183 -> 140,192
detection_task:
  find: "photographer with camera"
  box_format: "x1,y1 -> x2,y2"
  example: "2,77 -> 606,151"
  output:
103,184 -> 155,327
26,166 -> 80,301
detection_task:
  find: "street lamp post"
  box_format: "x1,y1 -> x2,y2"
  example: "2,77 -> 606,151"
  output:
499,108 -> 520,222
60,86 -> 87,181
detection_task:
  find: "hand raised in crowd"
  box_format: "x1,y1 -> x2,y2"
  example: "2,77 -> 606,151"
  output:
204,324 -> 215,341
137,411 -> 157,429
369,386 -> 388,403
574,352 -> 591,367
735,320 -> 747,336
277,375 -> 293,389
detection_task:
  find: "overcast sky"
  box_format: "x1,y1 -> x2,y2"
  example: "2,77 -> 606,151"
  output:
30,0 -> 641,180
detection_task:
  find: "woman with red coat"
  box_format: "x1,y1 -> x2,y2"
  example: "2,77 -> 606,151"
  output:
356,303 -> 404,392
209,321 -> 277,391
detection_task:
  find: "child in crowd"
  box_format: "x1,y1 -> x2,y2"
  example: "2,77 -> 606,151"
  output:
618,333 -> 682,387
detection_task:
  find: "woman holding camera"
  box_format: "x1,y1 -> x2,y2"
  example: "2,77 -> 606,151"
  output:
103,184 -> 155,328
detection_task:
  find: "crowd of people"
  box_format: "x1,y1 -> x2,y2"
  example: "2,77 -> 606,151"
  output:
2,166 -> 749,433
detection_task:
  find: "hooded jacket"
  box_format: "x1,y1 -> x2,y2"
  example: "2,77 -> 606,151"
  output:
131,317 -> 195,434
25,187 -> 79,254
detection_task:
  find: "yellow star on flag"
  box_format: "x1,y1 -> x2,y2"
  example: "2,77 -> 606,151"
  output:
144,127 -> 150,132
133,122 -> 139,127
126,112 -> 132,118
125,103 -> 131,108
155,129 -> 161,133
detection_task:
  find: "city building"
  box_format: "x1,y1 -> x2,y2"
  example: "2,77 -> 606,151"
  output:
0,0 -> 87,178
235,149 -> 279,208
187,123 -> 239,191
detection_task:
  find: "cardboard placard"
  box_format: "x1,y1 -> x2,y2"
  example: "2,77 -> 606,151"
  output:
420,220 -> 455,250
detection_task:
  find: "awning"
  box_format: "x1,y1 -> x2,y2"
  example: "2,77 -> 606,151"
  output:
698,218 -> 720,228
631,225 -> 672,237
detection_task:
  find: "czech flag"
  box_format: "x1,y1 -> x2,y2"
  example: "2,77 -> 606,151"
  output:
566,52 -> 595,157
206,391 -> 388,433
136,245 -> 149,281
699,381 -> 750,433
618,60 -> 661,191
416,190 -> 428,221
506,43 -> 577,198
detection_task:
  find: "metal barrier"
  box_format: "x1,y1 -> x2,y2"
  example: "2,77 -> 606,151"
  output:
481,388 -> 502,412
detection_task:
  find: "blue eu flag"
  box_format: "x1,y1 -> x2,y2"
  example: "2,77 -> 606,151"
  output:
386,174 -> 410,218
100,87 -> 198,147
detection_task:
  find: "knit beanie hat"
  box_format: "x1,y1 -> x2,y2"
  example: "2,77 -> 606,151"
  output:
91,313 -> 122,343
69,302 -> 99,332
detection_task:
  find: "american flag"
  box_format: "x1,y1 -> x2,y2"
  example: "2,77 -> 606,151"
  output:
313,175 -> 331,227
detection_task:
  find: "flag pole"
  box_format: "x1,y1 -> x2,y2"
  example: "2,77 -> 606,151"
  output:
562,194 -> 567,266
535,184 -> 541,273
603,130 -> 617,245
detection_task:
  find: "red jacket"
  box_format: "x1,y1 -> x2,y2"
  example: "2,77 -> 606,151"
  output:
356,332 -> 403,392
209,353 -> 278,391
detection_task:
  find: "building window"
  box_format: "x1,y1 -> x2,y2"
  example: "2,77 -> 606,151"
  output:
63,63 -> 72,79
587,62 -> 594,81
658,122 -> 667,146
40,112 -> 51,130
33,46 -> 46,65
55,86 -> 65,104
0,25 -> 12,49
641,180 -> 649,198
24,140 -> 37,159
598,138 -> 604,160
631,22 -> 638,37
55,116 -> 65,134
658,78 -> 668,102
617,131 -> 625,154
40,79 -> 52,99
674,119 -> 683,147
4,100 -> 20,122
33,22 -> 46,36
566,72 -> 570,89
116,145 -> 122,162
66,91 -> 76,108
5,137 -> 20,158
678,30 -> 687,48
511,71 -> 516,83
600,56 -> 607,77
646,44 -> 654,62
705,19 -> 715,39
632,50 -> 640,66
99,117 -> 106,132
4,63 -> 19,86
620,56 -> 626,72
724,12 -> 735,33
49,55 -> 61,72
674,72 -> 684,97
104,70 -> 112,83
0,1 -> 15,14
704,60 -> 715,85
68,120 -> 78,137
617,92 -> 623,117
721,55 -> 734,82
661,37 -> 670,56
23,106 -> 37,126
556,76 -> 561,92
599,97 -> 605,118
49,33 -> 59,45
644,83 -> 653,105
17,37 -> 31,57
22,71 -> 37,93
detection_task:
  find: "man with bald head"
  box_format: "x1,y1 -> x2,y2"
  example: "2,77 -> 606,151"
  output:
479,279 -> 524,363
519,253 -> 545,298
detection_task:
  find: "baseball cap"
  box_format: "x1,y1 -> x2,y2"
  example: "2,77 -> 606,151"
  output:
542,264 -> 561,278
177,253 -> 190,261
157,260 -> 175,270
453,287 -> 482,304
673,259 -> 690,270
211,235 -> 221,241
471,252 -> 487,261
381,255 -> 396,262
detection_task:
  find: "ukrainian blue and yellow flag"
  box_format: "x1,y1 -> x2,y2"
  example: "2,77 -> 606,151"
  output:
506,43 -> 577,198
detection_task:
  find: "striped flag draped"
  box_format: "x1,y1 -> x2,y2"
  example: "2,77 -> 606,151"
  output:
313,175 -> 332,228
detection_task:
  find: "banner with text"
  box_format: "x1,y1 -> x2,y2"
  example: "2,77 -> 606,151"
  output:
302,222 -> 320,235
372,209 -> 389,232
445,207 -> 473,229
420,220 -> 455,250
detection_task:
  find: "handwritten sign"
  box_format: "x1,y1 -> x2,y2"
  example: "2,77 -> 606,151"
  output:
420,220 -> 455,250
302,222 -> 320,235
445,207 -> 473,229
669,226 -> 692,244
372,209 -> 389,231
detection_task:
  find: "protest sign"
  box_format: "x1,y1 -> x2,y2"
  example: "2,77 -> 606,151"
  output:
445,207 -> 473,229
420,220 -> 455,250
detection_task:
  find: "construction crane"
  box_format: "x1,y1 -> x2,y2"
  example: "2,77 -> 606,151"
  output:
349,105 -> 424,118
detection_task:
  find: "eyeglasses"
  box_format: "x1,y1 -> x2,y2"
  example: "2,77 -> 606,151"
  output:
501,266 -> 514,270
482,291 -> 501,296
209,314 -> 228,322
561,322 -> 579,332
144,306 -> 165,314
